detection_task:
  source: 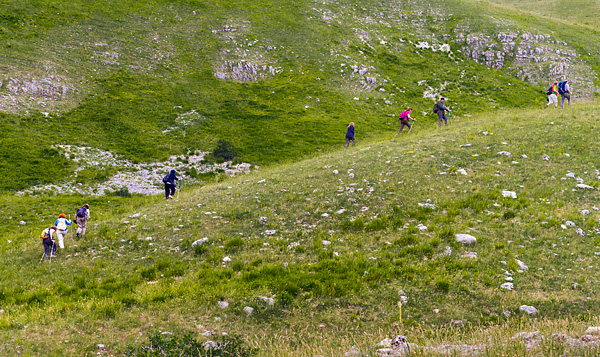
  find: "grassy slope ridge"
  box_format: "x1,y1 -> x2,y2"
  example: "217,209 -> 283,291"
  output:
1,103 -> 600,355
1,0 -> 599,190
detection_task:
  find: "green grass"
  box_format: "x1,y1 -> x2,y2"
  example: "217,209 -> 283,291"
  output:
1,0 -> 599,191
1,102 -> 600,355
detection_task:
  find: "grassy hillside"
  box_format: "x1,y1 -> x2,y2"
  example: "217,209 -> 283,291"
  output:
1,103 -> 600,355
1,0 -> 599,191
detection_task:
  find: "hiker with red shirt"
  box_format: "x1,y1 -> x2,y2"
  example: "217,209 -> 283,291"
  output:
398,108 -> 416,134
544,82 -> 559,109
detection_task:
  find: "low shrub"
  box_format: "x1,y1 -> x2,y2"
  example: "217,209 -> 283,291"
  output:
435,277 -> 451,292
125,332 -> 257,356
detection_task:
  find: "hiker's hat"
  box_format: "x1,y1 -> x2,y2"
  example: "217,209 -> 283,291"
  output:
58,214 -> 66,218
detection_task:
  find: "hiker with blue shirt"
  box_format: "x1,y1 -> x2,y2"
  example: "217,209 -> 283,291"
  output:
345,122 -> 355,149
163,169 -> 179,199
558,80 -> 572,108
54,213 -> 72,250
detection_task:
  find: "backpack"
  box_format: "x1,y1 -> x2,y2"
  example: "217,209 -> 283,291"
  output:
41,228 -> 51,239
56,219 -> 67,231
162,174 -> 170,183
546,86 -> 553,95
557,81 -> 566,95
399,110 -> 409,120
76,207 -> 87,218
433,104 -> 439,114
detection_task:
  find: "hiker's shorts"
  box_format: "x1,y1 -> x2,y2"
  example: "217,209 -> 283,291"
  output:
548,94 -> 558,104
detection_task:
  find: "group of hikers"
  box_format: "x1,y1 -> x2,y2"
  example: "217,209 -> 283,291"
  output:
544,80 -> 572,109
345,96 -> 452,148
40,204 -> 90,260
41,169 -> 183,260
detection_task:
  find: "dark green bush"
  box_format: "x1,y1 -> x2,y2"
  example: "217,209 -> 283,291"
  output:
212,139 -> 238,161
435,277 -> 451,292
140,267 -> 157,281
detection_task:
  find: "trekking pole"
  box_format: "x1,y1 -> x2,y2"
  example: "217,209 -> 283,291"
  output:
50,242 -> 55,263
409,119 -> 416,134
40,251 -> 46,263
177,178 -> 182,200
448,111 -> 451,125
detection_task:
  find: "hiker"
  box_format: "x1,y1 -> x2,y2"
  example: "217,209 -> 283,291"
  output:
41,226 -> 57,259
544,82 -> 559,109
558,80 -> 572,108
433,97 -> 451,127
398,108 -> 416,134
75,204 -> 90,238
54,214 -> 72,250
345,122 -> 355,149
163,169 -> 179,199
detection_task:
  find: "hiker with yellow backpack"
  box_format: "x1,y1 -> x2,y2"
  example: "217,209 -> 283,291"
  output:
40,226 -> 57,259
54,213 -> 73,250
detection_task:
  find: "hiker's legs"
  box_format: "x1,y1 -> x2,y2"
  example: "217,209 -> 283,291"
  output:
561,94 -> 570,108
399,120 -> 411,133
438,112 -> 447,127
76,217 -> 87,237
351,138 -> 355,147
165,184 -> 170,199
43,238 -> 52,257
56,230 -> 66,249
345,137 -> 350,149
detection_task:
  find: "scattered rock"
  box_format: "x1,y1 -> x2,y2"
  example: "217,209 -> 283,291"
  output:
260,297 -> 275,306
566,221 -> 576,227
344,345 -> 362,356
542,155 -> 550,161
243,306 -> 254,315
581,210 -> 590,215
97,344 -> 105,349
191,237 -> 209,247
222,256 -> 231,262
259,216 -> 268,223
217,301 -> 229,309
265,230 -> 276,235
333,170 -> 339,175
576,184 -> 594,189
129,213 -> 141,218
457,168 -> 467,175
501,190 -> 517,198
575,228 -> 585,237
585,327 -> 600,335
400,295 -> 408,304
450,319 -> 465,327
497,151 -> 511,157
516,259 -> 528,271
322,240 -> 331,245
416,224 -> 427,232
336,209 -> 346,214
349,173 -> 355,179
377,338 -> 392,347
19,221 -> 26,225
519,305 -> 538,315
501,282 -> 514,290
455,234 -> 477,245
418,202 -> 436,209
461,252 -> 478,259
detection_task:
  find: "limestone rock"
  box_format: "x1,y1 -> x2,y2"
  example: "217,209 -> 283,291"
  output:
519,305 -> 538,315
243,306 -> 254,315
455,234 -> 477,244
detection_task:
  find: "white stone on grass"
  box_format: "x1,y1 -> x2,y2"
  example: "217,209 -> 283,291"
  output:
502,190 -> 517,199
497,151 -> 511,157
243,306 -> 254,315
336,209 -> 346,214
19,221 -> 26,225
322,240 -> 331,245
222,256 -> 231,262
416,224 -> 428,232
457,168 -> 467,175
265,230 -> 276,235
585,327 -> 600,335
461,252 -> 478,259
418,202 -> 435,209
576,184 -> 594,190
261,297 -> 275,305
519,305 -> 538,315
501,282 -> 514,290
333,170 -> 339,175
566,221 -> 576,227
191,237 -> 209,247
217,301 -> 229,309
455,234 -> 477,245
517,260 -> 528,271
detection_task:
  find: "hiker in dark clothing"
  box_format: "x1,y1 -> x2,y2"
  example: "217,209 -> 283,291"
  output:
163,169 -> 179,199
398,108 -> 416,134
75,204 -> 90,238
434,97 -> 451,127
41,226 -> 58,259
345,122 -> 355,149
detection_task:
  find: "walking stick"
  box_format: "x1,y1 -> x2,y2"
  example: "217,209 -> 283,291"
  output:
177,178 -> 182,200
50,242 -> 56,263
448,111 -> 451,125
409,119 -> 416,133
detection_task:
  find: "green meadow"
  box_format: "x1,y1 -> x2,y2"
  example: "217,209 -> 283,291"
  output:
2,0 -> 600,355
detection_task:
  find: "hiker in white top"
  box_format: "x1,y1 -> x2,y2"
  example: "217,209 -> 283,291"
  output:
54,214 -> 73,249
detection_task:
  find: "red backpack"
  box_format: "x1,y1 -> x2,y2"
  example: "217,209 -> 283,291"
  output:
399,110 -> 410,120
